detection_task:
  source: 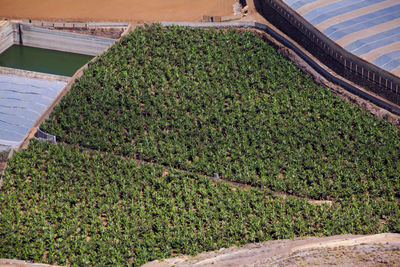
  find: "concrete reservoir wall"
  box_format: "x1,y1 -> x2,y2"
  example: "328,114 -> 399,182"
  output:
0,22 -> 17,54
0,21 -> 115,56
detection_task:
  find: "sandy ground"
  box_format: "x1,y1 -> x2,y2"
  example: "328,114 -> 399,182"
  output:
0,0 -> 235,22
143,233 -> 400,267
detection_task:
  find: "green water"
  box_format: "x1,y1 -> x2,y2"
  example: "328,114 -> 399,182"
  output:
0,45 -> 93,76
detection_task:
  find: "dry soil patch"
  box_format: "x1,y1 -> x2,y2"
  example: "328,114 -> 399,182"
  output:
144,233 -> 400,267
0,0 -> 235,22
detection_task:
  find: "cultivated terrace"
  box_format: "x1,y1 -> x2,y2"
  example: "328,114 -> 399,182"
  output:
1,25 -> 399,266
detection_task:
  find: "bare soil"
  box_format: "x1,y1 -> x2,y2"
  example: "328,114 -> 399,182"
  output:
144,233 -> 400,267
0,0 -> 235,22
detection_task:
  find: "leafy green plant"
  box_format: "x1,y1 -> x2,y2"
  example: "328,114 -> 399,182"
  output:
0,141 -> 398,266
42,25 -> 400,200
2,24 -> 399,266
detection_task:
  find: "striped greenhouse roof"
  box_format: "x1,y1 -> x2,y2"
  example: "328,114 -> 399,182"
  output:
282,0 -> 400,77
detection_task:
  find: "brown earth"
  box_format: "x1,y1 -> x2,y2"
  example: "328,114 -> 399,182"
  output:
0,0 -> 235,22
0,234 -> 399,267
144,233 -> 400,267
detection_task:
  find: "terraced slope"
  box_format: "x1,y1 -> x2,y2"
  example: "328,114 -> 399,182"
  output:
0,141 -> 398,266
42,25 -> 400,200
1,25 -> 399,266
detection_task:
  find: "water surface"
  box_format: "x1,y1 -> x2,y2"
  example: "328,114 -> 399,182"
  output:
0,45 -> 93,76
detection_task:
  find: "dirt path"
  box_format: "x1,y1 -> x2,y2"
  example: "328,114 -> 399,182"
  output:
0,0 -> 235,22
144,233 -> 400,266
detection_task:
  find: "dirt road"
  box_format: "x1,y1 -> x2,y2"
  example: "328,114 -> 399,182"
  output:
0,0 -> 235,22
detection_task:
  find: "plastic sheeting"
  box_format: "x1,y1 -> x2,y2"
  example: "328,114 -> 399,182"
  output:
0,73 -> 66,150
282,0 -> 400,77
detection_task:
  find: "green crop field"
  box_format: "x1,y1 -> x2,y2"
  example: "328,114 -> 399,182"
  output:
42,25 -> 400,200
1,140 -> 398,266
1,24 -> 399,266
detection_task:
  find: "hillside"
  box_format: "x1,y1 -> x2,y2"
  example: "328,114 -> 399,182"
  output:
0,25 -> 399,266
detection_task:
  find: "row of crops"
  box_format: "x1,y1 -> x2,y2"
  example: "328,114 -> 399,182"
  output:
42,25 -> 400,200
1,24 -> 399,265
1,140 -> 399,265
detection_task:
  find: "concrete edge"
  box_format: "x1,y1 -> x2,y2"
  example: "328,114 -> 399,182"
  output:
0,21 -> 118,57
0,66 -> 70,82
21,19 -> 130,28
0,21 -> 16,54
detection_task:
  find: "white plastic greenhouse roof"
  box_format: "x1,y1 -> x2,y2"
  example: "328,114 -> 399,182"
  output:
0,73 -> 67,151
283,0 -> 400,78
